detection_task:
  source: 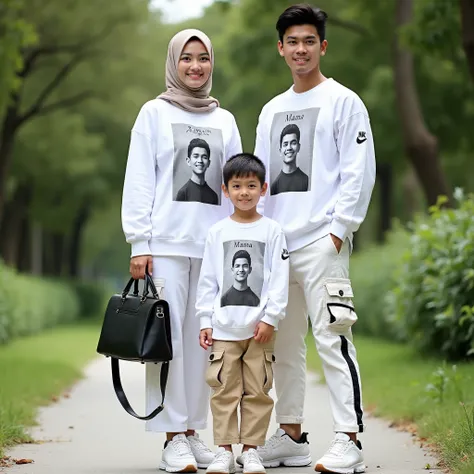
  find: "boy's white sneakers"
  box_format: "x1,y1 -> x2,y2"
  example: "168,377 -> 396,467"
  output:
256,428 -> 312,467
314,433 -> 365,474
187,433 -> 215,468
237,448 -> 266,474
206,447 -> 236,474
159,434 -> 198,473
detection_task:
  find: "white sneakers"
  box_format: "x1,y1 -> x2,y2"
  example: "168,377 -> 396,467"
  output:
160,433 -> 215,473
206,447 -> 236,474
256,428 -> 312,467
315,433 -> 365,474
160,434 -> 198,473
236,448 -> 266,474
187,433 -> 216,468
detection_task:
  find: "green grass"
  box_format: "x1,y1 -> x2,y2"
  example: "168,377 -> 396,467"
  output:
306,334 -> 474,474
0,320 -> 100,457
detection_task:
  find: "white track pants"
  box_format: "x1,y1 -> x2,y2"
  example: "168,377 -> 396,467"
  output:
274,235 -> 365,433
145,256 -> 209,433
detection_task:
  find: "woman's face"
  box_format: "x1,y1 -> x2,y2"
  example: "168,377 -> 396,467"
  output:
178,39 -> 212,89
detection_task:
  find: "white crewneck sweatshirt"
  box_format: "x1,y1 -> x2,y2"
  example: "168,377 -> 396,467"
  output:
255,78 -> 376,252
122,99 -> 242,258
196,216 -> 289,341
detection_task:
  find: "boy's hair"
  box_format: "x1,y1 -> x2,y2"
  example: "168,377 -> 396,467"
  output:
280,123 -> 301,147
187,138 -> 210,158
223,153 -> 266,187
276,4 -> 328,43
232,249 -> 251,267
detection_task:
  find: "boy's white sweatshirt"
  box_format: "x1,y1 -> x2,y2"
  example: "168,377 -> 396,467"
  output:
196,216 -> 289,341
122,99 -> 242,259
255,78 -> 376,252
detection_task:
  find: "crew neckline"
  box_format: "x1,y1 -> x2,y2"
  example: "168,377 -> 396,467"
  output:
227,216 -> 265,228
289,77 -> 333,97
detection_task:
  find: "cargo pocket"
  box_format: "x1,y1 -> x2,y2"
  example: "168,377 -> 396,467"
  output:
205,351 -> 225,388
324,278 -> 358,332
263,350 -> 276,392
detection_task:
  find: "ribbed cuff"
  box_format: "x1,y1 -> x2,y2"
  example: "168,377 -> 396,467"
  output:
329,220 -> 350,242
131,239 -> 151,257
261,314 -> 279,329
200,316 -> 212,330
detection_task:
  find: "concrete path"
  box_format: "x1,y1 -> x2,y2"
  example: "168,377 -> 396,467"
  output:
3,357 -> 440,474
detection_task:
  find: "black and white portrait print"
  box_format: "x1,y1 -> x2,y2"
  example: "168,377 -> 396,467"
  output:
221,240 -> 265,308
269,108 -> 319,195
172,123 -> 224,205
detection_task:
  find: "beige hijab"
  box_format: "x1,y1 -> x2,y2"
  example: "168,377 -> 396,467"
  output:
157,29 -> 219,113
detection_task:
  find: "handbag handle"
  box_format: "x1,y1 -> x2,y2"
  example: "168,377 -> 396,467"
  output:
111,358 -> 169,420
142,272 -> 160,300
122,278 -> 140,299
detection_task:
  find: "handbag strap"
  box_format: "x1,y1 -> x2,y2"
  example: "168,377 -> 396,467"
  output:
111,358 -> 169,420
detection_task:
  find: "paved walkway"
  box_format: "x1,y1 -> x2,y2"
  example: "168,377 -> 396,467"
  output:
3,357 -> 440,473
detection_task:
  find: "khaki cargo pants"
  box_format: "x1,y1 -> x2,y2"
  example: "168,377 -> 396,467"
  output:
205,336 -> 275,446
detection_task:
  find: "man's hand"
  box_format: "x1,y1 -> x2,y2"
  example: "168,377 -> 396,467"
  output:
130,255 -> 153,280
254,321 -> 274,343
200,328 -> 213,350
330,233 -> 343,254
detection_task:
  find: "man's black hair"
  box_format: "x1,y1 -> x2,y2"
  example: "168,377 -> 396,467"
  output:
280,123 -> 301,148
223,153 -> 266,187
188,138 -> 210,158
276,4 -> 328,43
232,249 -> 251,267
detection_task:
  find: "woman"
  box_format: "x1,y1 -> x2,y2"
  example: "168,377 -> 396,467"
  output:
122,29 -> 242,473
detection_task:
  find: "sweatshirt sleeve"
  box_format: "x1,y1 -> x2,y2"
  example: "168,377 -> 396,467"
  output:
195,231 -> 219,330
261,227 -> 289,328
226,115 -> 243,159
254,110 -> 269,215
121,104 -> 157,257
330,110 -> 376,241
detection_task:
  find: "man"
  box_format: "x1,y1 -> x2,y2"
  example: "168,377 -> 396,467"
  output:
271,123 -> 309,195
221,249 -> 260,307
176,137 -> 219,204
254,4 -> 376,474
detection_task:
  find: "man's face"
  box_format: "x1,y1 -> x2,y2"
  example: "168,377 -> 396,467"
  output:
232,257 -> 251,282
280,133 -> 300,164
187,147 -> 210,175
277,24 -> 327,77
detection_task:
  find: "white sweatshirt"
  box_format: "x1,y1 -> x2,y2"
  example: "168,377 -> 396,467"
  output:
122,99 -> 242,259
196,216 -> 289,341
255,78 -> 376,252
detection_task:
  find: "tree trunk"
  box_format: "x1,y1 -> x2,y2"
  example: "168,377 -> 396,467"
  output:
0,182 -> 31,268
0,109 -> 19,222
376,163 -> 393,243
17,215 -> 31,272
394,0 -> 451,207
67,204 -> 90,278
42,231 -> 65,277
461,0 -> 474,83
30,222 -> 43,275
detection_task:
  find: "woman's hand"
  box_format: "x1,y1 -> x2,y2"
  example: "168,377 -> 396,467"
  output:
130,255 -> 153,279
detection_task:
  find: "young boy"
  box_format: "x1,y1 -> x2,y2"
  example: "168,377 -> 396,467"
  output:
195,153 -> 289,474
176,137 -> 219,204
270,124 -> 309,195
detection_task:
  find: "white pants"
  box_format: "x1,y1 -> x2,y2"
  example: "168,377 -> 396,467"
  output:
274,234 -> 365,433
145,256 -> 209,433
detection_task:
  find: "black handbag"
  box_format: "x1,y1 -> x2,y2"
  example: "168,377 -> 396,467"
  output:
97,273 -> 172,420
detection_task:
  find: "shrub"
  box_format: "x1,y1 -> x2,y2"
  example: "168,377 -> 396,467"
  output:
71,280 -> 109,319
388,190 -> 474,360
0,262 -> 80,344
351,229 -> 409,339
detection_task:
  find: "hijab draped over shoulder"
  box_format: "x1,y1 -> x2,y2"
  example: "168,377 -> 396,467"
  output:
157,29 -> 219,113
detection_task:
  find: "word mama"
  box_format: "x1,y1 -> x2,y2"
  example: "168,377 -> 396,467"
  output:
286,112 -> 305,122
234,242 -> 253,248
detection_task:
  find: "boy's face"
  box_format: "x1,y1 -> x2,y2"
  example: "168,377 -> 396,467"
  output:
222,174 -> 268,212
277,24 -> 327,77
187,147 -> 210,176
280,133 -> 300,164
232,257 -> 251,282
